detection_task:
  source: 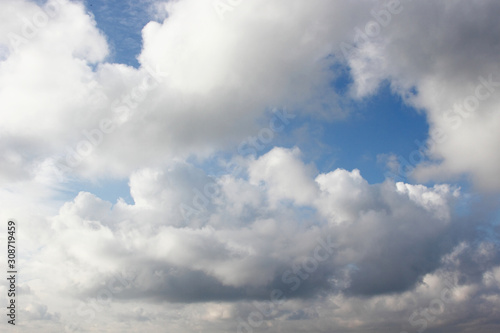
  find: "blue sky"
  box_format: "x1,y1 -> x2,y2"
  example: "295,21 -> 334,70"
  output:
1,1 -> 500,332
85,0 -> 153,67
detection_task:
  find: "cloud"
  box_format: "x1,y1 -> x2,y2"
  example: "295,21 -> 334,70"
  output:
7,146 -> 496,333
12,148 -> 497,320
0,0 -> 376,182
1,0 -> 495,191
341,0 -> 500,191
1,1 -> 500,332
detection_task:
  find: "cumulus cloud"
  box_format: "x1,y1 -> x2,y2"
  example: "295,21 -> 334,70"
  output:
4,147 -> 495,332
0,0 -> 375,181
3,0 -> 497,191
1,0 -> 500,332
342,0 -> 500,190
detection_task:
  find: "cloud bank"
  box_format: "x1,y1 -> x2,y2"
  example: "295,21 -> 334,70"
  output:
0,0 -> 499,332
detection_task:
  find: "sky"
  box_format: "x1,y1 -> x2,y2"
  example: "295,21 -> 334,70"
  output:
0,0 -> 499,332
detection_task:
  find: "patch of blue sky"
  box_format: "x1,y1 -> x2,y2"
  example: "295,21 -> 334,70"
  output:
476,212 -> 500,245
66,177 -> 134,205
84,0 -> 157,68
32,0 -> 46,6
316,81 -> 429,184
271,79 -> 431,185
32,0 -> 153,67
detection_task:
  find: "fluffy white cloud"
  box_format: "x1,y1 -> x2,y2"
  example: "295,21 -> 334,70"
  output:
342,0 -> 500,190
3,147 -> 495,332
1,0 -> 500,332
0,0 -> 376,182
4,0 -> 498,192
248,147 -> 319,207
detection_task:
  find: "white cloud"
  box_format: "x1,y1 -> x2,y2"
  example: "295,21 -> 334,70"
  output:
3,147 -> 494,332
0,0 -> 379,181
248,147 -> 318,207
0,0 -> 499,332
342,0 -> 500,190
2,0 -> 499,188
